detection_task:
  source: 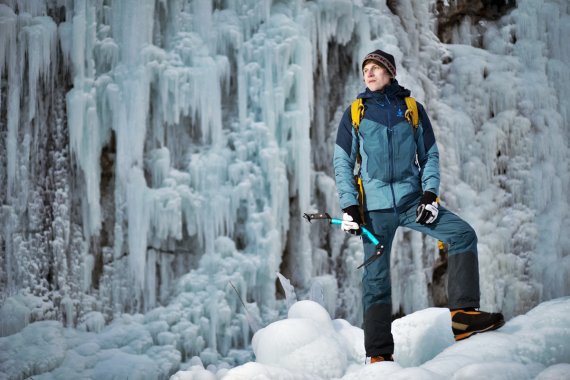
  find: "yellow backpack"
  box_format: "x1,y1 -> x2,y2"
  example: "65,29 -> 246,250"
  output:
349,96 -> 419,222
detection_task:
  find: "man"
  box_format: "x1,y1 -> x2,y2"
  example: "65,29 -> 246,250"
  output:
333,49 -> 504,363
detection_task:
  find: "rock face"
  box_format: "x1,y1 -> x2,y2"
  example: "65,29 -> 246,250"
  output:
435,0 -> 516,45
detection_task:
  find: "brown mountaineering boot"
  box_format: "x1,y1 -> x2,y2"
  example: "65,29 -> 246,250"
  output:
370,354 -> 394,363
451,308 -> 505,341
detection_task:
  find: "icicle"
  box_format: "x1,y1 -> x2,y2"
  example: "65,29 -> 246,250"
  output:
81,242 -> 93,292
21,16 -> 58,122
61,296 -> 74,327
0,5 -> 17,85
0,5 -> 19,199
126,167 -> 149,291
276,272 -> 297,309
14,0 -> 47,17
147,147 -> 171,188
314,0 -> 355,77
148,186 -> 182,243
145,249 -> 157,310
236,43 -> 247,127
192,0 -> 212,43
58,21 -> 72,69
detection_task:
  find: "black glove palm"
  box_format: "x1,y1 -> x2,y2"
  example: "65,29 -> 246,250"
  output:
416,191 -> 439,225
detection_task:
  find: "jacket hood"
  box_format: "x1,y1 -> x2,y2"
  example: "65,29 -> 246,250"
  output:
357,79 -> 411,100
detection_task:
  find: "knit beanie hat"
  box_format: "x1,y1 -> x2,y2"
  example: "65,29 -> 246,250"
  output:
362,49 -> 397,77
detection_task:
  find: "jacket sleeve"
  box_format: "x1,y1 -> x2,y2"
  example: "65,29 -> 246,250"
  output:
415,103 -> 440,196
333,107 -> 360,209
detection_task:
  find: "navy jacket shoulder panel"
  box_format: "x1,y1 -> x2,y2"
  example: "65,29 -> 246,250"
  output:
335,107 -> 354,157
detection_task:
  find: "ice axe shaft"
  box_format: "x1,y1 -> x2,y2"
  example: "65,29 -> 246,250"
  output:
303,212 -> 384,269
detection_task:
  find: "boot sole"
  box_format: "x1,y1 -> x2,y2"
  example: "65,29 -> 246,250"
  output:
454,319 -> 505,341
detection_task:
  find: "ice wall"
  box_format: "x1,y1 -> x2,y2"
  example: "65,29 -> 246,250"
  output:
429,0 -> 570,317
1,0 -> 325,351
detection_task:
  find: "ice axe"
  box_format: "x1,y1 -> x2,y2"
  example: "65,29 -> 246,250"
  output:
303,212 -> 384,269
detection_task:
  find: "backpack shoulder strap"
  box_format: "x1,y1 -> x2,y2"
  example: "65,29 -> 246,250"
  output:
404,96 -> 419,128
350,98 -> 364,131
349,98 -> 366,223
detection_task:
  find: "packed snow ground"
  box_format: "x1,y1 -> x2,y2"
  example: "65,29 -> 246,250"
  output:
173,298 -> 570,380
2,297 -> 569,379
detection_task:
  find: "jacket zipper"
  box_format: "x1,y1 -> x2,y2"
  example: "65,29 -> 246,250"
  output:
385,95 -> 398,214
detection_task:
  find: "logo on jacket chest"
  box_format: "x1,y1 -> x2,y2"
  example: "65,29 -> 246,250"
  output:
397,108 -> 404,118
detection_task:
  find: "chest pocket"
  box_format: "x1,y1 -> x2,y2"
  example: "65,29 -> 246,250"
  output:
359,119 -> 417,182
392,120 -> 418,180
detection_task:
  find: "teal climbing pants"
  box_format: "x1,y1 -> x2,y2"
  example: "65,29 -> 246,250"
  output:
362,201 -> 480,357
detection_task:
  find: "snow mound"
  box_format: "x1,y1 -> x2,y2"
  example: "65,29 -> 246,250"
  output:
392,307 -> 455,367
252,300 -> 349,378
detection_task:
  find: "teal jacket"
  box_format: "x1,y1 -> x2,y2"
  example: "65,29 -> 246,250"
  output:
333,80 -> 440,212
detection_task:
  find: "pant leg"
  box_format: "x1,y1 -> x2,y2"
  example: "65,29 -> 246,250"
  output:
362,210 -> 399,357
399,204 -> 480,309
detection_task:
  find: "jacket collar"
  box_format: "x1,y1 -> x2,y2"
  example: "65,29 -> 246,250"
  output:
357,79 -> 411,100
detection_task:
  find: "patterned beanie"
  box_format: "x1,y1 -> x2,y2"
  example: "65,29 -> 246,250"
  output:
362,49 -> 397,77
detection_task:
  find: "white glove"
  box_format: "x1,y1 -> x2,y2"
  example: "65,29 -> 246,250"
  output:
341,212 -> 361,234
416,203 -> 438,224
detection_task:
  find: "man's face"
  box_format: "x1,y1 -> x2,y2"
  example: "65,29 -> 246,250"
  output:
362,61 -> 392,91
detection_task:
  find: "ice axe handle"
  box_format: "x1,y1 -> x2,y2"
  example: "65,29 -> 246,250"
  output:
302,213 -> 332,222
303,213 -> 380,246
329,218 -> 380,245
330,219 -> 384,268
303,212 -> 384,269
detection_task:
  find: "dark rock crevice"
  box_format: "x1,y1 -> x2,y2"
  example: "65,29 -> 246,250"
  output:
435,0 -> 516,45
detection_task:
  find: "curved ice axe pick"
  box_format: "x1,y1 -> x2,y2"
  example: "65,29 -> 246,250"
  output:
303,212 -> 384,269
